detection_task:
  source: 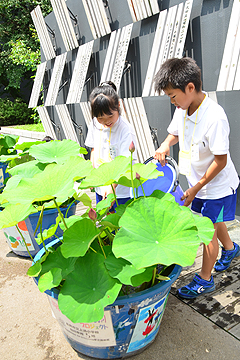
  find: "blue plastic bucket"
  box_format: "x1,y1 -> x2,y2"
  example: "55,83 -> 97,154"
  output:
33,240 -> 181,359
133,156 -> 184,206
3,203 -> 77,257
0,162 -> 10,189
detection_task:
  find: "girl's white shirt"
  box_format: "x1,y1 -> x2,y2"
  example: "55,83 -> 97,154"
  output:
85,115 -> 137,198
168,92 -> 239,199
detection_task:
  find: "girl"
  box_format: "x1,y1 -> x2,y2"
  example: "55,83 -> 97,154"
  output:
85,83 -> 137,209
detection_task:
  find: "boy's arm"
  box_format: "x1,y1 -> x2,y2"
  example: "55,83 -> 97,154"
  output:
154,134 -> 179,165
181,154 -> 227,207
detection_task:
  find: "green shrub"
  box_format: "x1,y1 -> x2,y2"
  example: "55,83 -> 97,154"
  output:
0,98 -> 37,126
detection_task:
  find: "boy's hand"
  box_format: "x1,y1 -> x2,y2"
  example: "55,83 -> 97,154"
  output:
181,187 -> 198,207
154,143 -> 170,166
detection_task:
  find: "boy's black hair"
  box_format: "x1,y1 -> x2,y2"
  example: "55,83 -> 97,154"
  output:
89,84 -> 120,118
154,57 -> 202,94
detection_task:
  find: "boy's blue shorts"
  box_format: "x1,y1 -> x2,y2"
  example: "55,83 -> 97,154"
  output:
191,191 -> 237,224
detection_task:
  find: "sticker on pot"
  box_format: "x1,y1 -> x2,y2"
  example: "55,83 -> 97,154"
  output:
127,293 -> 169,353
0,168 -> 4,187
3,221 -> 35,251
48,297 -> 116,347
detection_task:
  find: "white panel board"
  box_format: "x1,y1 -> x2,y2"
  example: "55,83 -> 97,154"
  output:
111,24 -> 133,91
174,0 -> 193,58
217,0 -> 240,91
142,10 -> 167,97
80,102 -> 92,128
31,6 -> 56,61
50,0 -> 79,51
82,0 -> 98,39
29,62 -> 47,108
55,104 -> 80,144
66,40 -> 94,104
37,106 -> 57,139
45,52 -> 67,106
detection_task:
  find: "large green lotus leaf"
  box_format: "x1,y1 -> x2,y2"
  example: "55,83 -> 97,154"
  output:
58,252 -> 122,323
118,163 -> 163,188
8,160 -> 47,178
79,156 -> 131,188
61,218 -> 100,258
59,215 -> 82,230
0,156 -> 92,205
112,197 -> 212,269
29,139 -> 82,164
105,253 -> 154,286
0,154 -> 20,163
39,246 -> 77,281
0,203 -> 38,229
15,141 -> 43,151
190,210 -> 214,245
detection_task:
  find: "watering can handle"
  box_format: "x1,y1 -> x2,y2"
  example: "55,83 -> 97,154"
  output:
143,155 -> 180,193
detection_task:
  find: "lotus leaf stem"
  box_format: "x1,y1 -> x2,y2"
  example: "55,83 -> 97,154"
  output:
16,225 -> 34,262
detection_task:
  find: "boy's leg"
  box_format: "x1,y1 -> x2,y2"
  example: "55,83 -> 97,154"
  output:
216,222 -> 234,249
199,224 -> 218,281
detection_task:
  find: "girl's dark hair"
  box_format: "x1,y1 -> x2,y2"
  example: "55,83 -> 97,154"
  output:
99,80 -> 117,91
89,84 -> 120,118
154,57 -> 202,94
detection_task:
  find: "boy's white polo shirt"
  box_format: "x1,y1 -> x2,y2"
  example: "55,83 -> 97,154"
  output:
167,92 -> 239,199
85,115 -> 137,198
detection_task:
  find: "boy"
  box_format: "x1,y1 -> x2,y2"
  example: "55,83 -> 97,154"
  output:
154,57 -> 240,299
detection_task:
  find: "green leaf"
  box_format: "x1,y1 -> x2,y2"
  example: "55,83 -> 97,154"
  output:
105,253 -> 154,286
29,139 -> 82,164
0,156 -> 93,205
101,213 -> 121,229
59,215 -> 83,230
27,260 -> 42,277
0,203 -> 38,229
40,247 -> 76,279
8,160 -> 46,178
96,193 -> 115,211
79,156 -> 131,188
191,211 -> 214,245
118,162 -> 163,188
113,197 -> 214,268
61,219 -> 101,258
74,189 -> 92,208
15,141 -> 43,151
38,268 -> 62,292
58,252 -> 122,323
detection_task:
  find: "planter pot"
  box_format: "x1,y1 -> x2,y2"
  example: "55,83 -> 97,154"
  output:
34,239 -> 182,359
0,162 -> 10,189
3,203 -> 77,257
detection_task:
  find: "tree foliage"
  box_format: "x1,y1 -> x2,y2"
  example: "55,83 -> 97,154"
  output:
0,0 -> 52,99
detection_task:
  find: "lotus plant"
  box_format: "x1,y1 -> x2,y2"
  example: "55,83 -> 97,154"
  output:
0,139 -> 214,324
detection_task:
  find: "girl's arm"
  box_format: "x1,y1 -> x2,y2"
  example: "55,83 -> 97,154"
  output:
181,154 -> 227,206
154,134 -> 179,165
